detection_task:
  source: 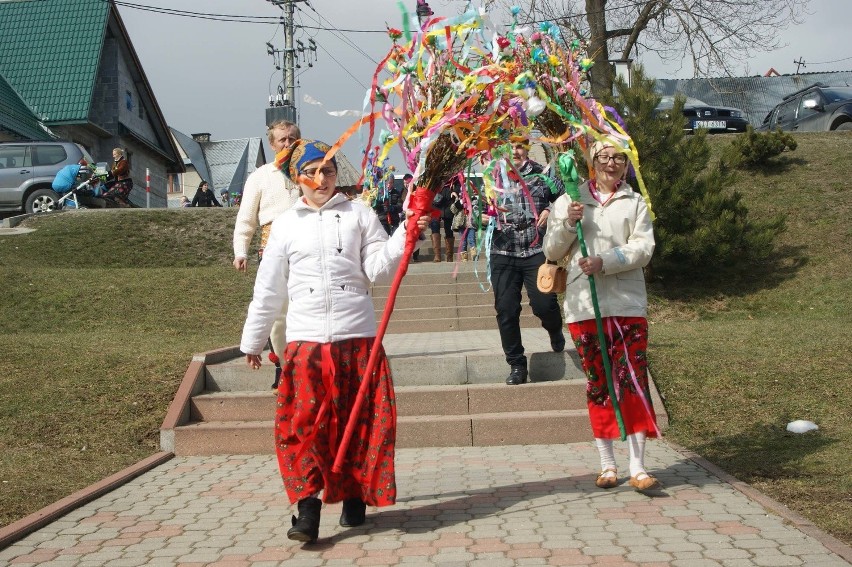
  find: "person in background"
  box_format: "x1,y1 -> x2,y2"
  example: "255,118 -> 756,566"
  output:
220,189 -> 230,207
373,182 -> 403,235
232,120 -> 302,364
543,138 -> 659,492
487,141 -> 565,385
191,181 -> 222,207
453,191 -> 479,261
103,148 -> 133,206
179,196 -> 191,208
240,139 -> 430,543
431,179 -> 457,262
51,159 -> 89,194
401,173 -> 421,262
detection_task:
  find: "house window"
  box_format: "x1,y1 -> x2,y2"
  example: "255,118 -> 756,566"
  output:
169,173 -> 182,193
125,91 -> 133,111
138,102 -> 144,120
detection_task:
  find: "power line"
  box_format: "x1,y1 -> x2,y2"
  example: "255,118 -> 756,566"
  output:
107,0 -> 389,31
300,1 -> 380,64
313,39 -> 371,91
809,55 -> 852,65
108,0 -> 283,24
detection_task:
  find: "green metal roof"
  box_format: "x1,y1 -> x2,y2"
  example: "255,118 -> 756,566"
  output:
0,0 -> 109,124
0,74 -> 54,140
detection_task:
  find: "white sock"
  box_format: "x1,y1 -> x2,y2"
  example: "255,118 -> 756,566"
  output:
627,432 -> 647,478
594,438 -> 617,473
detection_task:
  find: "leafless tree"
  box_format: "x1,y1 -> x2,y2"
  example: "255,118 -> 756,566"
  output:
484,0 -> 811,97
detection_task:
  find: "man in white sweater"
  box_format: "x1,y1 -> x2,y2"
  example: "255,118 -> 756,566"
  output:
233,119 -> 302,361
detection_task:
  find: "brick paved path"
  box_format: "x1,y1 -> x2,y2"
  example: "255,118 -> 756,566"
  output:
2,442 -> 849,566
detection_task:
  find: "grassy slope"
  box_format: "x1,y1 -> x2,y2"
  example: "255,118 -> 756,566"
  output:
648,132 -> 852,543
0,133 -> 849,544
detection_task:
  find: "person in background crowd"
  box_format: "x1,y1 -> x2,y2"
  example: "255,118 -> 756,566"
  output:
240,139 -> 430,543
401,173 -> 421,262
431,178 -> 457,262
191,181 -> 222,207
543,138 -> 659,492
51,159 -> 89,194
232,120 -> 302,364
487,141 -> 565,385
179,196 -> 191,208
103,148 -> 133,206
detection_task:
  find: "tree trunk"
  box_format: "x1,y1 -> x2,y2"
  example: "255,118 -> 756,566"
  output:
585,0 -> 613,98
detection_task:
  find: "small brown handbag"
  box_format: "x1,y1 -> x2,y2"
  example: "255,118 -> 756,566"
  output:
537,260 -> 567,294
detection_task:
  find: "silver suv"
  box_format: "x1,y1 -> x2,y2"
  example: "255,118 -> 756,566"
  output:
0,141 -> 95,214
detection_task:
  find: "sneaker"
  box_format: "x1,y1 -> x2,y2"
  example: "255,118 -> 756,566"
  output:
550,330 -> 566,353
505,365 -> 528,385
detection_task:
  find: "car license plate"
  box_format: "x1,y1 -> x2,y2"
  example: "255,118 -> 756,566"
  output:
694,120 -> 726,129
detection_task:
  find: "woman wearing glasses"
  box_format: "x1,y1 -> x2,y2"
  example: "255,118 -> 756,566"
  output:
240,140 -> 430,544
543,138 -> 659,493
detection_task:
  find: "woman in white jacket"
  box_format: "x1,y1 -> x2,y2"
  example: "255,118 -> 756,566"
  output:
543,139 -> 660,493
240,140 -> 429,543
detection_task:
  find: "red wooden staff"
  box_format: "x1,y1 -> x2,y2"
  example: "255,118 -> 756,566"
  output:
332,186 -> 436,472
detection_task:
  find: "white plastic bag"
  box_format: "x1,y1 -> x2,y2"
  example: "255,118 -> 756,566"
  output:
786,420 -> 819,434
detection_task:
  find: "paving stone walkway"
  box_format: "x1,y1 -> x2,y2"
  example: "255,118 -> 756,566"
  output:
2,442 -> 849,566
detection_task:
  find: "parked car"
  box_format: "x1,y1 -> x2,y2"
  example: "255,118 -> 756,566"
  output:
0,141 -> 95,214
656,96 -> 750,133
760,83 -> 852,132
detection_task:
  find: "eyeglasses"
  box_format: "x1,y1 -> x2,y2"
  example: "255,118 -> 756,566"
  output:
595,154 -> 628,165
301,167 -> 337,178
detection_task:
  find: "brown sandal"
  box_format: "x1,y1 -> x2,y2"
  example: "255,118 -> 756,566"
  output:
628,472 -> 660,492
595,467 -> 618,489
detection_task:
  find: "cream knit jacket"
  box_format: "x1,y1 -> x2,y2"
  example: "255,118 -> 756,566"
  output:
233,162 -> 301,259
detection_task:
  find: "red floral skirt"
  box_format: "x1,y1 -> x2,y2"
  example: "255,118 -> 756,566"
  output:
568,317 -> 659,440
275,338 -> 397,506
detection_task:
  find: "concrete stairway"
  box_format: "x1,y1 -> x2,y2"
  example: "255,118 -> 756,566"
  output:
375,258 -> 541,333
164,262 -> 668,455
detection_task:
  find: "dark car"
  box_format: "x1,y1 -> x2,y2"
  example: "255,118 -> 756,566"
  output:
0,141 -> 94,213
656,95 -> 750,134
760,83 -> 852,132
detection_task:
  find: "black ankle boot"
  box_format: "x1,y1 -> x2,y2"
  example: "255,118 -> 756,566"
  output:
549,330 -> 566,353
287,497 -> 322,543
339,498 -> 367,527
505,365 -> 528,385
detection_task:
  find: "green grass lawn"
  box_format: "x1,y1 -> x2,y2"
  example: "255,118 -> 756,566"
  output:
0,133 -> 850,545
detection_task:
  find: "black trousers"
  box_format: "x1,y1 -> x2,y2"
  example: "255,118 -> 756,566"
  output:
491,252 -> 563,368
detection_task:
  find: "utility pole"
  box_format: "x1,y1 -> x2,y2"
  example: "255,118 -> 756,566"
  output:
793,57 -> 806,74
265,0 -> 314,126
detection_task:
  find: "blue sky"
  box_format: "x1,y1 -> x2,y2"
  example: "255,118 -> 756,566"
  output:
119,0 -> 850,171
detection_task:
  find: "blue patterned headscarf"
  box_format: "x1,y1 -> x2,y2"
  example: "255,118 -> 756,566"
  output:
275,139 -> 337,181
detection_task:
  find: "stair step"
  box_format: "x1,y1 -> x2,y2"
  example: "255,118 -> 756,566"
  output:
383,313 -> 542,333
171,409 -> 593,455
205,348 -> 584,391
191,381 -> 590,422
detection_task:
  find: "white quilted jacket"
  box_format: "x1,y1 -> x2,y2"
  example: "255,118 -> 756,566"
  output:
240,193 -> 415,353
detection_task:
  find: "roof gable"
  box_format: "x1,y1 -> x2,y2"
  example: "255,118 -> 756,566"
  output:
171,128 -> 212,182
0,75 -> 54,140
0,0 -> 109,122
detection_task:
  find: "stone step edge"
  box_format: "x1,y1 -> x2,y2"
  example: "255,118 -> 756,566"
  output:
190,380 -> 592,420
170,410 -> 596,454
160,345 -> 669,454
174,409 -> 590,430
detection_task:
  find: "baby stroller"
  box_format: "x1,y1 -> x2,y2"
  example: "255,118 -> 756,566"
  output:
53,164 -> 109,210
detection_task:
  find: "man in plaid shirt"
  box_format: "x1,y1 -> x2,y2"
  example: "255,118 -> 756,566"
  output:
489,141 -> 566,385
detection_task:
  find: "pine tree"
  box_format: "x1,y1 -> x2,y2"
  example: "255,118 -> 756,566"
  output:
604,68 -> 785,284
